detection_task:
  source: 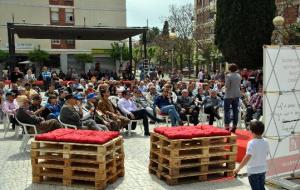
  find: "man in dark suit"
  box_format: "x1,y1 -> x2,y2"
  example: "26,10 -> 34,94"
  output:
176,89 -> 199,125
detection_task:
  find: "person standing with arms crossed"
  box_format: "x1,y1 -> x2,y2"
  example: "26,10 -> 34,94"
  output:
224,63 -> 241,133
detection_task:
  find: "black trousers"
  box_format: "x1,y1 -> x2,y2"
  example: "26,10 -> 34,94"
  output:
129,109 -> 160,134
245,106 -> 262,123
204,106 -> 219,125
179,108 -> 199,125
9,115 -> 18,129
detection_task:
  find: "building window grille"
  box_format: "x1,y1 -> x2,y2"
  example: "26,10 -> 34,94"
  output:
51,39 -> 60,44
66,40 -> 75,45
65,8 -> 74,23
50,7 -> 59,23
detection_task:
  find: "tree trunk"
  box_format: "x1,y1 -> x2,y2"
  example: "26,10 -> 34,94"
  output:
179,54 -> 183,71
35,62 -> 41,78
0,62 -> 4,80
196,61 -> 199,79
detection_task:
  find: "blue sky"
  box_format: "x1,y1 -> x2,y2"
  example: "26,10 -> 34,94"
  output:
127,0 -> 194,29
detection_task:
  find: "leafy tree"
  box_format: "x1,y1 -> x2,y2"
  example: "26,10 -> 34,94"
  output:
110,42 -> 130,61
28,48 -> 50,76
74,54 -> 94,63
139,27 -> 160,45
147,46 -> 156,64
168,3 -> 194,72
215,0 -> 276,69
0,50 -> 9,62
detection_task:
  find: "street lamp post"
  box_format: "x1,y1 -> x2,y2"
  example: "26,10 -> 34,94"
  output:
118,42 -> 123,73
169,29 -> 176,73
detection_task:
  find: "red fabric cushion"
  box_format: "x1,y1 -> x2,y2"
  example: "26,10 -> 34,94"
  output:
34,81 -> 44,86
35,128 -> 120,144
122,81 -> 132,85
235,129 -> 252,162
154,125 -> 231,139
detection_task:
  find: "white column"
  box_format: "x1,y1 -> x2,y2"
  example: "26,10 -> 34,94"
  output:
60,54 -> 68,73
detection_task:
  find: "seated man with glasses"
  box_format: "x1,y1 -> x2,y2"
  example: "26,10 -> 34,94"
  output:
154,88 -> 182,126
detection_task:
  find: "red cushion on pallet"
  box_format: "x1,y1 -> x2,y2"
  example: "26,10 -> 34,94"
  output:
154,125 -> 231,139
235,129 -> 252,162
35,128 -> 120,144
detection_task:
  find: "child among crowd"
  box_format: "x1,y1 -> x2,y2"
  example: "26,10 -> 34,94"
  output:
234,121 -> 269,190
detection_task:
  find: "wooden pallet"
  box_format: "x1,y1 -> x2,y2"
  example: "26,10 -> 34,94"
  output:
149,165 -> 234,185
31,136 -> 124,189
149,132 -> 237,185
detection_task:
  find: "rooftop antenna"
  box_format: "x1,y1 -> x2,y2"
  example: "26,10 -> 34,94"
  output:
146,18 -> 149,28
84,17 -> 86,27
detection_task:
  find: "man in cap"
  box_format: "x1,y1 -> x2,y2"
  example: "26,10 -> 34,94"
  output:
60,94 -> 108,131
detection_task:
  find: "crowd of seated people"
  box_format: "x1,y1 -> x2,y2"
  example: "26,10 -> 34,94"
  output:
0,66 -> 264,138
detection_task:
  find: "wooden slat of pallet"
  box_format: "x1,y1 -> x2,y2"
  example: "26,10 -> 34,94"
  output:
152,141 -> 237,151
151,148 -> 236,161
32,136 -> 123,155
150,157 -> 235,169
32,145 -> 124,163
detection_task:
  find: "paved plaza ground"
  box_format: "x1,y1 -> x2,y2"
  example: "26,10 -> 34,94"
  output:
0,122 -> 282,190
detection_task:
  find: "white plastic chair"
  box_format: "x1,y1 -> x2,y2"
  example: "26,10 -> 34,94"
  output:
157,113 -> 170,126
3,113 -> 11,138
198,107 -> 208,125
238,106 -> 247,129
3,113 -> 19,138
58,115 -> 77,129
15,117 -> 38,152
127,119 -> 143,136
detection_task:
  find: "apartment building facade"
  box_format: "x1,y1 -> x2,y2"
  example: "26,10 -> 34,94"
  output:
194,0 -> 216,42
0,0 -> 126,73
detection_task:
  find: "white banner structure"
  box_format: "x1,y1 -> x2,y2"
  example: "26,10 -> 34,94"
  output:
263,45 -> 300,178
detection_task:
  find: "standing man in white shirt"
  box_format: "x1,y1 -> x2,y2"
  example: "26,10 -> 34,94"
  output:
118,90 -> 162,136
234,121 -> 269,190
198,69 -> 204,82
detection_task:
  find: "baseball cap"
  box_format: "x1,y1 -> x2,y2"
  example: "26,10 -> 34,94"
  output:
86,93 -> 97,100
65,93 -> 84,100
74,93 -> 84,100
